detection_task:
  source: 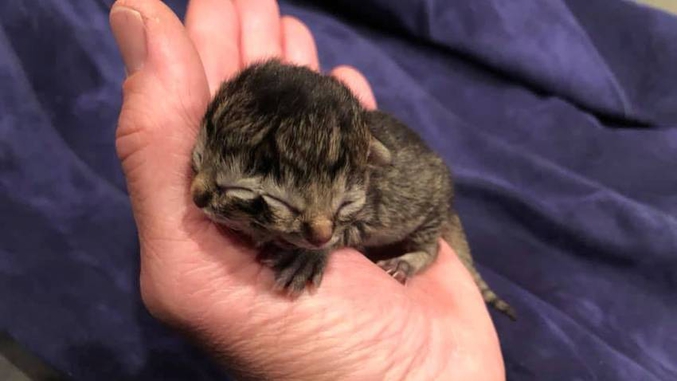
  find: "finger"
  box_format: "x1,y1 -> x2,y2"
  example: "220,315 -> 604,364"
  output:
110,0 -> 209,231
330,66 -> 377,110
281,16 -> 319,71
234,0 -> 283,66
185,0 -> 241,95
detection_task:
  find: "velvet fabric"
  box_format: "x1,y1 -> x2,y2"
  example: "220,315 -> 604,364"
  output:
1,0 -> 675,379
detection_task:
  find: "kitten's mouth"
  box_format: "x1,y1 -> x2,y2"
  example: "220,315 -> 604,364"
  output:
287,236 -> 338,251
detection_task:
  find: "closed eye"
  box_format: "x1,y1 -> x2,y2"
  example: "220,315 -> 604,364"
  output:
262,194 -> 300,214
337,198 -> 364,217
219,186 -> 257,200
338,200 -> 354,210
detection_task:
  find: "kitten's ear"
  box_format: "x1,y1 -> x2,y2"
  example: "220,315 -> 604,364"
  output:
364,110 -> 392,166
368,137 -> 392,166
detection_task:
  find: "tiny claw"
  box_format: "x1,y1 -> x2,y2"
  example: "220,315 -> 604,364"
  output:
273,276 -> 289,291
260,257 -> 276,268
378,258 -> 413,284
265,249 -> 328,297
391,269 -> 408,284
284,282 -> 306,299
311,266 -> 324,289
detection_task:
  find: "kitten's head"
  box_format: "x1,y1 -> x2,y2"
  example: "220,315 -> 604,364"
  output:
190,60 -> 390,249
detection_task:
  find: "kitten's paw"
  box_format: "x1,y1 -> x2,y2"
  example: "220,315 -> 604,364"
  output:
377,251 -> 431,284
377,258 -> 413,284
262,250 -> 327,297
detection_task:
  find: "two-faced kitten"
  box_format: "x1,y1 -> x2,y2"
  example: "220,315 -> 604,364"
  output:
190,60 -> 515,320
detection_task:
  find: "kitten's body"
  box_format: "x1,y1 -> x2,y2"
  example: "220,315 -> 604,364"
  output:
191,60 -> 515,320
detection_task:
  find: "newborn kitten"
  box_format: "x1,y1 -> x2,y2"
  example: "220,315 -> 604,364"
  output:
190,60 -> 515,320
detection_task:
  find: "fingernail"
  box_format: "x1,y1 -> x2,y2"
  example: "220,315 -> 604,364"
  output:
110,6 -> 147,76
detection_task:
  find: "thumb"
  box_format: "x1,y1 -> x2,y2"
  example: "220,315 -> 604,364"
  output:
110,0 -> 210,234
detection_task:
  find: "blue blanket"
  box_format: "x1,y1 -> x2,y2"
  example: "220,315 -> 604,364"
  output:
1,0 -> 676,379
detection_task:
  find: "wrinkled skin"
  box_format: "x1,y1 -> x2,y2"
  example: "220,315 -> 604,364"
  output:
110,0 -> 505,380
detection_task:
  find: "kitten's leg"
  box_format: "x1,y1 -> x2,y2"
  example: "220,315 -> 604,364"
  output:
443,212 -> 517,320
377,251 -> 435,284
260,248 -> 328,297
376,217 -> 441,284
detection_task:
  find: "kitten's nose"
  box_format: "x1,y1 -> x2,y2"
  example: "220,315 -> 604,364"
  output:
304,219 -> 333,247
192,189 -> 212,209
190,174 -> 212,208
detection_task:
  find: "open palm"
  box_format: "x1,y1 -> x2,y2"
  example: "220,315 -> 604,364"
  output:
110,0 -> 504,379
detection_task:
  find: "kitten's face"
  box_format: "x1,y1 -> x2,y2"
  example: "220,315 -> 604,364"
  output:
191,161 -> 368,249
189,60 -> 390,249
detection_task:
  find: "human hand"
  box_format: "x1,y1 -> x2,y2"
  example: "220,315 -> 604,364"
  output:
109,0 -> 505,379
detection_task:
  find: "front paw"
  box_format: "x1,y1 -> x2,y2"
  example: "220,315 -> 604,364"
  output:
377,251 -> 431,284
377,258 -> 413,284
261,249 -> 328,297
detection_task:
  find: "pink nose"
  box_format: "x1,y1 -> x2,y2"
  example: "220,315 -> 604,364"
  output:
304,220 -> 333,247
307,231 -> 332,246
190,174 -> 212,208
